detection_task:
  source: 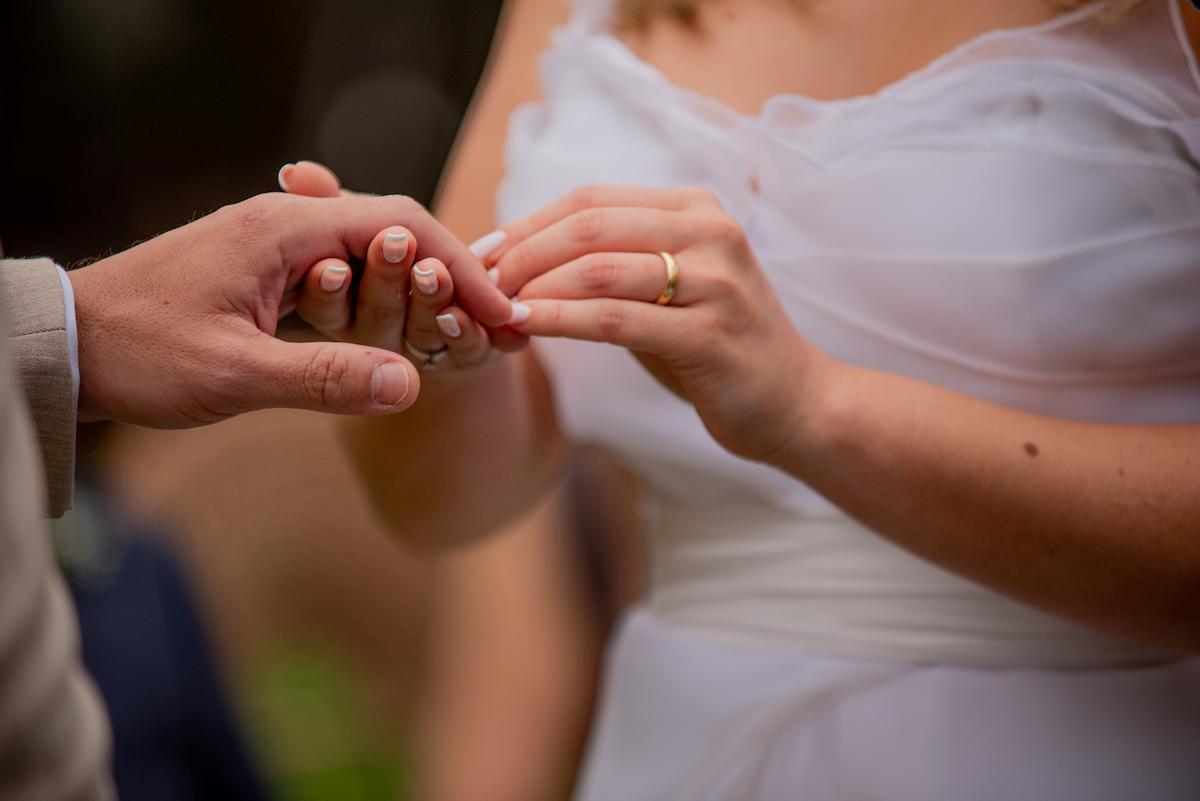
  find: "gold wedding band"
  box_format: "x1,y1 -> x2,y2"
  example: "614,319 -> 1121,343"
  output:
655,251 -> 679,306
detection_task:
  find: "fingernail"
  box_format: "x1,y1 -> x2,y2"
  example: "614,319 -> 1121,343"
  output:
413,264 -> 439,295
320,265 -> 349,292
384,231 -> 409,264
469,230 -> 507,259
488,267 -> 501,285
436,314 -> 462,339
277,163 -> 295,191
508,302 -> 532,325
372,362 -> 411,406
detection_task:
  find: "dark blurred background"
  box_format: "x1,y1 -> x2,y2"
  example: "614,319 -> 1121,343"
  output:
2,3 -> 514,800
1,0 -> 503,263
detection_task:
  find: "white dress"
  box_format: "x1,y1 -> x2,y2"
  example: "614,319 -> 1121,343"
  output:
496,0 -> 1200,797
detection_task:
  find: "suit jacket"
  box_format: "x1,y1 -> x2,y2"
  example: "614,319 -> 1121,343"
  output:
0,256 -> 114,800
0,257 -> 75,516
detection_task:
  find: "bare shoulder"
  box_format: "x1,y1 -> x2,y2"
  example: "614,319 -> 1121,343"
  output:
1179,0 -> 1200,57
434,0 -> 570,239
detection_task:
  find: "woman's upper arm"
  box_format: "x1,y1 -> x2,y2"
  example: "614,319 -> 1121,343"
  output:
1181,0 -> 1200,60
433,0 -> 570,240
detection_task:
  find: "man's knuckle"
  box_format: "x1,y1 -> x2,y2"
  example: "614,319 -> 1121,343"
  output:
303,346 -> 355,408
230,193 -> 278,234
211,349 -> 253,408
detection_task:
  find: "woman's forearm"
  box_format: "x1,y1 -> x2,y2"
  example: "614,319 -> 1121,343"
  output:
341,351 -> 567,548
781,357 -> 1200,649
355,0 -> 568,550
488,183 -> 1200,648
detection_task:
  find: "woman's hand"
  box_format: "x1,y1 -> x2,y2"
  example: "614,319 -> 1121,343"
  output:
296,223 -> 415,353
402,255 -> 502,372
281,161 -> 525,372
487,185 -> 830,463
483,185 -> 1200,651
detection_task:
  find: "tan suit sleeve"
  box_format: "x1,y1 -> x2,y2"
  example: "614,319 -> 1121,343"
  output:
0,303 -> 115,800
0,257 -> 76,517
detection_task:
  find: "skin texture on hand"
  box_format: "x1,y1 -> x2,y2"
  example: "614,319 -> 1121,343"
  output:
282,160 -> 527,364
486,183 -> 1200,651
66,191 -> 505,427
278,161 -> 566,549
489,184 -> 817,463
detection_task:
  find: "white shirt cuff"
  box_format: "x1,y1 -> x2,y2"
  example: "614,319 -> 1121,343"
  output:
55,265 -> 79,510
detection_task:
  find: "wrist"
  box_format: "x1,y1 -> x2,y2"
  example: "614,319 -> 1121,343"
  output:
765,346 -> 856,479
66,263 -> 108,422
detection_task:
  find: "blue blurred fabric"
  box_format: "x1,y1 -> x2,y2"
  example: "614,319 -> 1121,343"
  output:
60,485 -> 271,801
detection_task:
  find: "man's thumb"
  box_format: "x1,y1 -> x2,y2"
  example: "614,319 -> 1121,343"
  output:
247,338 -> 420,415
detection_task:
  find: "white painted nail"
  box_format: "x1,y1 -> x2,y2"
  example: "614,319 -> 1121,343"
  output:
277,163 -> 295,191
488,267 -> 501,285
436,314 -> 462,339
413,264 -> 439,295
469,230 -> 507,259
320,265 -> 349,292
384,231 -> 409,264
508,302 -> 532,325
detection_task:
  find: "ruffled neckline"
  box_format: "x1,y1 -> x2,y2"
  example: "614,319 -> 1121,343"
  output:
566,0 -> 1116,126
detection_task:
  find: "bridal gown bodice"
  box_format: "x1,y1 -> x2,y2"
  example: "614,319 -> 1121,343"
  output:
494,1 -> 1200,796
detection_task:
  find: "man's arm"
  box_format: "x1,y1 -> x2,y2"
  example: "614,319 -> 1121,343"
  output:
0,190 -> 513,519
0,257 -> 77,517
0,302 -> 114,800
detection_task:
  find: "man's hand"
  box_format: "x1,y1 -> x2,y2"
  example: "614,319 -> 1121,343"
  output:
67,191 -> 510,427
278,160 -> 529,368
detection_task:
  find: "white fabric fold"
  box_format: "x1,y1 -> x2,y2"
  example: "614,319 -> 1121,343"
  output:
504,0 -> 1200,796
506,0 -> 1200,517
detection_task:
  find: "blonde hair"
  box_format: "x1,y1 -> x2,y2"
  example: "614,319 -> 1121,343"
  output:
615,0 -> 1148,30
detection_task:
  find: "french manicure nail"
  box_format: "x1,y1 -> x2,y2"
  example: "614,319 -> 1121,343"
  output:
436,314 -> 462,339
384,231 -> 409,264
488,267 -> 501,285
469,230 -> 507,259
277,163 -> 295,191
509,302 -> 532,325
372,362 -> 411,406
320,265 -> 349,292
413,264 -> 439,295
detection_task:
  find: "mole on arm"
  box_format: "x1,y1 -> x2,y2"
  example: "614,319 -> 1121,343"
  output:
1023,442 -> 1040,458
